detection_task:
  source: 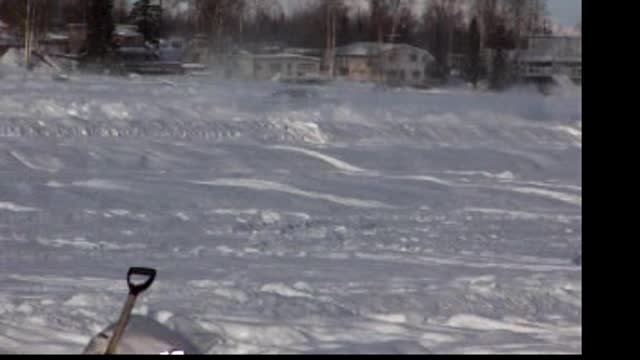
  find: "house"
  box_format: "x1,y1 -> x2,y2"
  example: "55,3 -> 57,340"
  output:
252,53 -> 322,81
515,35 -> 582,84
1,19 -> 16,53
334,42 -> 435,86
159,37 -> 186,62
0,19 -> 8,39
225,50 -> 255,79
112,24 -> 157,63
113,24 -> 146,48
284,47 -> 324,58
184,34 -> 210,64
335,42 -> 385,82
378,44 -> 436,86
40,32 -> 70,55
67,23 -> 87,55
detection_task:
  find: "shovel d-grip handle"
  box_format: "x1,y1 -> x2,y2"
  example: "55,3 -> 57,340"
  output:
105,267 -> 158,354
127,267 -> 156,296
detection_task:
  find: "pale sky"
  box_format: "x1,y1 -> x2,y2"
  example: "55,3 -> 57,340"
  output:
546,0 -> 581,27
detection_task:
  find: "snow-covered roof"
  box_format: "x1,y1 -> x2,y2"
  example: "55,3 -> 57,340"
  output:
524,34 -> 582,39
517,35 -> 581,64
43,33 -> 69,42
115,25 -> 142,37
335,42 -> 394,57
518,54 -> 582,64
336,42 -> 433,61
284,47 -> 323,56
253,53 -> 321,62
0,20 -> 8,29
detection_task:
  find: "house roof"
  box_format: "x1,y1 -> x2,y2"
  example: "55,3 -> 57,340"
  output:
518,54 -> 582,64
253,53 -> 321,63
0,26 -> 17,45
284,47 -> 324,56
524,34 -> 582,39
0,20 -> 8,29
43,33 -> 69,42
115,25 -> 142,38
335,42 -> 434,62
335,42 -> 395,56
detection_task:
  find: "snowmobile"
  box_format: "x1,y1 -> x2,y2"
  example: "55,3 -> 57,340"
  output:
82,267 -> 199,355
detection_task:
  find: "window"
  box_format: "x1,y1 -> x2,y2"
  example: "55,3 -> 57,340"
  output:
412,71 -> 421,79
410,53 -> 418,62
340,67 -> 349,76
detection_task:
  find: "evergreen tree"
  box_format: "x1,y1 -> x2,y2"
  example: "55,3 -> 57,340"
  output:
466,17 -> 482,88
86,0 -> 114,59
131,0 -> 162,43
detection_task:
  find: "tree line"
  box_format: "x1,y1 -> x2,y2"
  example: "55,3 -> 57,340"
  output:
1,0 -> 556,88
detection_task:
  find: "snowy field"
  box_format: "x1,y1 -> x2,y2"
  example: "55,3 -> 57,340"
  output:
0,67 -> 581,354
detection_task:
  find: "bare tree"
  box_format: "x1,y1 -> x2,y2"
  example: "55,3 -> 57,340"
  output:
370,0 -> 413,43
0,0 -> 53,67
466,16 -> 482,88
504,0 -> 548,45
321,0 -> 345,76
86,0 -> 114,60
113,0 -> 129,24
193,0 -> 246,50
423,0 -> 465,80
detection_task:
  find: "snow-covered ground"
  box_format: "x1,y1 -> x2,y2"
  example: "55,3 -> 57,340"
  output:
0,68 -> 581,354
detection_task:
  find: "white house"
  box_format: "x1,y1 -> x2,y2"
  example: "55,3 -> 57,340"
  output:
515,35 -> 582,83
378,44 -> 435,86
334,42 -> 435,86
0,19 -> 15,46
252,53 -> 322,81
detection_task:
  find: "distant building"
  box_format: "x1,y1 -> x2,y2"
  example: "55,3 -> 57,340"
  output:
252,53 -> 322,81
226,51 -> 255,79
378,44 -> 436,86
334,42 -> 435,86
40,33 -> 70,55
515,35 -> 582,84
0,19 -> 18,56
113,25 -> 146,48
184,34 -> 210,64
0,19 -> 8,35
284,47 -> 324,58
112,24 -> 157,63
159,37 -> 186,62
67,23 -> 88,55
